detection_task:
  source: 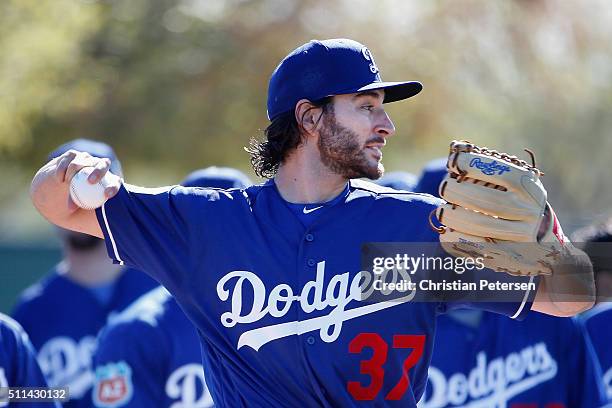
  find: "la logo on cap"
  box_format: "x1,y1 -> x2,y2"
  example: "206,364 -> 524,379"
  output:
361,47 -> 379,74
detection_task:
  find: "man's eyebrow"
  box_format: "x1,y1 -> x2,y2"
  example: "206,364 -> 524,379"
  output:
352,90 -> 384,101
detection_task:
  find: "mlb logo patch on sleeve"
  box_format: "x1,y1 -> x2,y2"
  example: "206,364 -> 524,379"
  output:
93,361 -> 133,408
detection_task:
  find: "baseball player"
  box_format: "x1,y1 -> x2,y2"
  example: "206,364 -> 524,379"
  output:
581,304 -> 612,405
91,168 -> 250,408
13,139 -> 158,408
414,158 -> 447,196
92,287 -> 214,408
374,171 -> 418,191
29,39 -> 594,406
575,220 -> 612,404
181,166 -> 252,189
0,313 -> 61,408
420,312 -> 605,408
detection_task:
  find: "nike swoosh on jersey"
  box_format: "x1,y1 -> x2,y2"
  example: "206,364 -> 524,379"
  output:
303,206 -> 324,214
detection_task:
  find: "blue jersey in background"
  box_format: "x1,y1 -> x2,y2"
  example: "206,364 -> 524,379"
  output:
419,311 -> 605,408
580,303 -> 612,405
0,313 -> 60,408
12,266 -> 157,408
93,286 -> 213,407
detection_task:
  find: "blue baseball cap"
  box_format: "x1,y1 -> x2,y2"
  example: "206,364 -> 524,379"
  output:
267,38 -> 422,120
48,138 -> 123,176
181,167 -> 252,189
414,157 -> 448,197
374,171 -> 418,191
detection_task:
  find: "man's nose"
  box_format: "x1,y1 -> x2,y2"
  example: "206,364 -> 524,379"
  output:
375,111 -> 396,138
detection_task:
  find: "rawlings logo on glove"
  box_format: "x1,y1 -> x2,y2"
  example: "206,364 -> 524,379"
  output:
468,158 -> 512,175
430,140 -> 571,276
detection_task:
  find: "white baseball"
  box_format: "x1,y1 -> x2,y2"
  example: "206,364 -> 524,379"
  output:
69,167 -> 118,210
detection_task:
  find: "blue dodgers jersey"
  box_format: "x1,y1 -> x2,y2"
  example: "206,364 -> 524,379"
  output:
11,267 -> 157,408
92,286 -> 214,408
419,311 -> 605,408
0,314 -> 60,408
95,179 -> 537,407
580,303 -> 612,403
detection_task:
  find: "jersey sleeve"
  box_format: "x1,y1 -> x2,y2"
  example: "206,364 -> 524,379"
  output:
95,183 -> 231,292
93,322 -> 168,408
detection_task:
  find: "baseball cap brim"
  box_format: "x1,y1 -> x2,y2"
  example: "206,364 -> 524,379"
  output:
357,81 -> 423,104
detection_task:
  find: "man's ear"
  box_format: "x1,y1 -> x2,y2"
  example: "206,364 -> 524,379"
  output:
295,99 -> 323,136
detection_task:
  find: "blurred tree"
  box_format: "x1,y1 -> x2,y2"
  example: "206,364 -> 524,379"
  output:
0,0 -> 102,153
1,0 -> 612,243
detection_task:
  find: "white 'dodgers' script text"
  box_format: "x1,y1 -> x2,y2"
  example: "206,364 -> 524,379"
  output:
217,261 -> 416,351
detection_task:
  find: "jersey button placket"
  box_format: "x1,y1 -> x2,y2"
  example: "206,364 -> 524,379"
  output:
298,229 -> 330,406
302,232 -> 317,349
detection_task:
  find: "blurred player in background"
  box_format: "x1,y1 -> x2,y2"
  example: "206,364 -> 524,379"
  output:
0,313 -> 61,408
414,157 -> 447,196
373,171 -> 417,191
181,166 -> 253,189
92,167 -> 251,408
93,287 -> 214,408
416,158 -> 606,407
419,311 -> 604,408
573,219 -> 612,304
412,158 -> 447,197
575,220 -> 612,405
12,139 -> 158,408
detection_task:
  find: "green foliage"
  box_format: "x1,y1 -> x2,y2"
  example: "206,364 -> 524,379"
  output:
2,0 -> 612,242
0,0 -> 102,153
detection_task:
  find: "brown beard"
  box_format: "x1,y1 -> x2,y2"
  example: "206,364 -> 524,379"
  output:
318,111 -> 384,179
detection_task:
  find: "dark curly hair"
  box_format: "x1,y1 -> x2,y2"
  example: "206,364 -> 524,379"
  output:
246,97 -> 333,178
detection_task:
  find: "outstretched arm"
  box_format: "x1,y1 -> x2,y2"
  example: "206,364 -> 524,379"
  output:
30,150 -> 121,238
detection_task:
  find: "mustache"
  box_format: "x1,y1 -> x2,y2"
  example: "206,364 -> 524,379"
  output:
365,136 -> 386,145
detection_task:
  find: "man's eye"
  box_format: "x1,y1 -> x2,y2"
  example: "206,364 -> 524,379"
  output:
362,105 -> 373,111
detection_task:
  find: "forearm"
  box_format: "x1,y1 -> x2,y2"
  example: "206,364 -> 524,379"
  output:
533,245 -> 595,316
31,158 -> 76,227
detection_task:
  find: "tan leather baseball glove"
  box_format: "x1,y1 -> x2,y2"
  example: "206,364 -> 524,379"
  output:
430,140 -> 571,276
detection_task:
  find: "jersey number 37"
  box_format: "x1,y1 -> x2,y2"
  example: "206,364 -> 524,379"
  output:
348,333 -> 425,401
